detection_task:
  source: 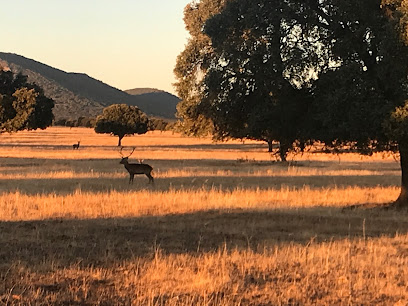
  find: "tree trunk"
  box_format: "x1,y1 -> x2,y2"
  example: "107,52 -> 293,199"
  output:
279,141 -> 290,162
267,140 -> 273,153
118,135 -> 123,147
396,144 -> 408,208
279,149 -> 287,162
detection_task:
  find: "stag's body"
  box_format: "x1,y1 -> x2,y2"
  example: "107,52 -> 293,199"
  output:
73,141 -> 80,150
120,157 -> 154,184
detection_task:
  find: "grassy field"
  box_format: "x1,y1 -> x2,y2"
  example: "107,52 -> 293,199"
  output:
0,127 -> 407,305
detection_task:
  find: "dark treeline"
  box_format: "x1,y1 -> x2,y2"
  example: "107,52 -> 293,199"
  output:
53,116 -> 176,132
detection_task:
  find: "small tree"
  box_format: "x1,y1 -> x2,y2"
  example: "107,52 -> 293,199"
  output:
0,70 -> 54,133
94,104 -> 149,146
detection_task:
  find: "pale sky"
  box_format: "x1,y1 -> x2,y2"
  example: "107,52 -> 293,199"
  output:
1,0 -> 191,95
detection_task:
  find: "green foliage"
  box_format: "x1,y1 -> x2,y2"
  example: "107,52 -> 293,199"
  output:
77,116 -> 96,128
0,70 -> 54,133
148,118 -> 171,132
54,117 -> 96,128
174,0 -> 231,136
380,0 -> 408,145
381,0 -> 408,43
307,0 -> 408,153
195,0 -> 408,202
384,103 -> 408,143
190,0 -> 408,160
94,104 -> 149,146
202,0 -> 319,159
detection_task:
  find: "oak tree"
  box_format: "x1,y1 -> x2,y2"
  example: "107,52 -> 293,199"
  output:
0,69 -> 54,133
94,104 -> 149,146
200,0 -> 408,206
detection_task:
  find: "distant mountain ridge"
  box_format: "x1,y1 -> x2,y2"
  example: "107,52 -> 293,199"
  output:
0,52 -> 180,120
125,88 -> 163,95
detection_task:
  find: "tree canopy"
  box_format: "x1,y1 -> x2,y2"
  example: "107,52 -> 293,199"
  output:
202,0 -> 319,159
94,104 -> 149,146
176,0 -> 408,205
0,68 -> 54,133
202,0 -> 408,154
173,0 -> 231,137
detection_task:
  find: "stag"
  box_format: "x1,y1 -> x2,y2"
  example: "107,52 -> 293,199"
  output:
119,147 -> 154,184
73,141 -> 80,150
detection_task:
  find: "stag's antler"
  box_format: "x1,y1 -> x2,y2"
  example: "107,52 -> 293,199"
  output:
119,147 -> 136,158
128,147 -> 136,158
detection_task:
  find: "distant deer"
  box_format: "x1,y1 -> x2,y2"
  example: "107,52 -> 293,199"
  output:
119,147 -> 154,184
73,141 -> 80,150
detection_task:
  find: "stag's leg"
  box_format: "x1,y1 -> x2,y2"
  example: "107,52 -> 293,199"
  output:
129,174 -> 134,184
146,173 -> 154,184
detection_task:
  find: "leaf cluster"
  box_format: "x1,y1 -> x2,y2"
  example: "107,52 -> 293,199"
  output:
0,70 -> 54,133
94,104 -> 149,139
178,0 -> 408,156
173,0 -> 231,137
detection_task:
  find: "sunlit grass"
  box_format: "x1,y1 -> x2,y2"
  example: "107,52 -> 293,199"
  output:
0,186 -> 399,222
0,127 -> 399,162
0,127 -> 406,305
0,167 -> 398,180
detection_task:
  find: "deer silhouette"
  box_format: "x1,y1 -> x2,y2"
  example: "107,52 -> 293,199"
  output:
73,141 -> 80,150
119,147 -> 154,184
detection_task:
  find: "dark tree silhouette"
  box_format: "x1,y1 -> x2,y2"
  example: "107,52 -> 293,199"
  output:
189,0 -> 408,205
0,68 -> 54,133
94,104 -> 149,146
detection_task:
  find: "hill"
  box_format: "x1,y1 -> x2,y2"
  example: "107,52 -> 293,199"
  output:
0,52 -> 180,120
125,88 -> 163,95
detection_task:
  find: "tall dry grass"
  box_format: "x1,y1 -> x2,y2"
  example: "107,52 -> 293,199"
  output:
0,127 -> 407,305
0,186 -> 400,221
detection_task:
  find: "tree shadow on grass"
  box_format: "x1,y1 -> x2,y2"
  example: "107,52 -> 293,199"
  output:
0,156 -> 400,195
0,158 -> 402,195
0,173 -> 400,195
0,142 -> 268,151
0,156 -> 401,170
0,157 -> 403,268
0,207 -> 407,269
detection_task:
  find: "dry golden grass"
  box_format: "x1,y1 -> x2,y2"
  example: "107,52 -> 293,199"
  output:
0,126 -> 399,161
0,187 -> 400,221
0,127 -> 407,305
